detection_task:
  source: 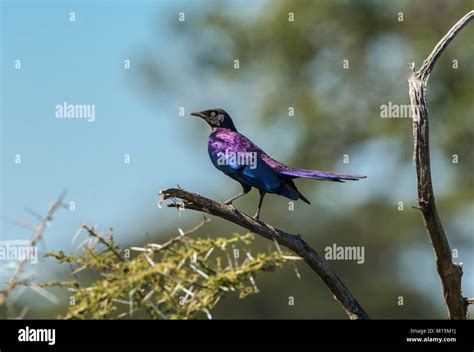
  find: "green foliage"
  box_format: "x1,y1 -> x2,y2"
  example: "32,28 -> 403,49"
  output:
40,226 -> 292,319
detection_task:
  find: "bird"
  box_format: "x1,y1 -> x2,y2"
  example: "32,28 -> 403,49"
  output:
190,108 -> 366,220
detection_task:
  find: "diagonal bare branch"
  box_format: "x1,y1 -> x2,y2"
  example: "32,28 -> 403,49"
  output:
160,188 -> 369,320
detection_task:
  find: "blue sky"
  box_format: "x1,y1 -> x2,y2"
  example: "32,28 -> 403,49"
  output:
0,0 -> 312,251
1,1 -> 209,249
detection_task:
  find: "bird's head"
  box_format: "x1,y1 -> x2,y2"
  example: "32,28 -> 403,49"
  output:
190,108 -> 236,131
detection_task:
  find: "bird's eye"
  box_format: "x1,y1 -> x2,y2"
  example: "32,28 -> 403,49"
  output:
210,111 -> 216,117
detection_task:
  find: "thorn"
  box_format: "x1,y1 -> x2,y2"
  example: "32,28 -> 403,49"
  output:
24,208 -> 44,222
294,267 -> 302,280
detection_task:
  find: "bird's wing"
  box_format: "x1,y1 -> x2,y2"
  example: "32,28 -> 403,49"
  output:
208,130 -> 282,192
239,159 -> 282,192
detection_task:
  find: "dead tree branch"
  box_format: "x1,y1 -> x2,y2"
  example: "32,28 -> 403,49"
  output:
408,10 -> 473,319
160,188 -> 369,320
0,189 -> 67,306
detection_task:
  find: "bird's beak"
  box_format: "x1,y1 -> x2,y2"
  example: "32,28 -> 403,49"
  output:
190,112 -> 203,118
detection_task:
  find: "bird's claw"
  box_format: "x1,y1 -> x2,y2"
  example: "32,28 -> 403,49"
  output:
224,201 -> 235,211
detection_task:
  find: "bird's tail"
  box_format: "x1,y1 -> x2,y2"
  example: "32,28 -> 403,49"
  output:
278,168 -> 366,182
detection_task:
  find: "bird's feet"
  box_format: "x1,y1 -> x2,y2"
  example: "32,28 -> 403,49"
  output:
252,211 -> 260,220
223,198 -> 236,210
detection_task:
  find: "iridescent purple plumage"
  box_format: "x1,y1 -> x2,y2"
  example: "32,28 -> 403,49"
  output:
191,108 -> 366,219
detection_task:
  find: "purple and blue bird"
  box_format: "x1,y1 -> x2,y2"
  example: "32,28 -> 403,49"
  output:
191,108 -> 366,220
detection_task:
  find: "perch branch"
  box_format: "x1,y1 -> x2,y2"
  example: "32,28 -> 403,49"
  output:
408,10 -> 473,319
160,188 -> 369,320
